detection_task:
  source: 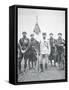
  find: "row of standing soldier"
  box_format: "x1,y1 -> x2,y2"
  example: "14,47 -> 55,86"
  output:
18,32 -> 65,74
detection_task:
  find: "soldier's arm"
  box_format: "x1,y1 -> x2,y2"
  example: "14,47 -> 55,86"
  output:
25,39 -> 30,52
63,39 -> 65,46
47,40 -> 51,55
19,39 -> 25,53
19,39 -> 22,50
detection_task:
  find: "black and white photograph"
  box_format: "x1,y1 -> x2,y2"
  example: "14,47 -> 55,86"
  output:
16,6 -> 67,83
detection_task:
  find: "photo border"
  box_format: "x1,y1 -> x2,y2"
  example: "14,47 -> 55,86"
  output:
14,5 -> 68,85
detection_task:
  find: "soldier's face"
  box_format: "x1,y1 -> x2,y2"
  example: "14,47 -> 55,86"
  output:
43,35 -> 46,39
58,35 -> 62,38
23,34 -> 26,38
50,35 -> 53,37
31,35 -> 34,39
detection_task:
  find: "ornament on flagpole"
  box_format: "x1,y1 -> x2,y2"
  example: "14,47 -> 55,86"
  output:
33,16 -> 41,35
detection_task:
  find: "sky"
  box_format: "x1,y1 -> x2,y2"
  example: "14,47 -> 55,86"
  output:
18,8 -> 65,42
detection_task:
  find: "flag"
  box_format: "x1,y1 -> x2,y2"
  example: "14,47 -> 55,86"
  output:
33,23 -> 41,35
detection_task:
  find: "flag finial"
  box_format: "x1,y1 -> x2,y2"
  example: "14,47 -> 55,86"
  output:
33,16 -> 41,35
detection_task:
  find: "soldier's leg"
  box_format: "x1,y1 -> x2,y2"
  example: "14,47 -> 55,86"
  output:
42,57 -> 44,72
28,59 -> 31,70
28,54 -> 32,69
40,55 -> 43,72
18,53 -> 23,73
50,54 -> 52,66
57,54 -> 61,69
54,55 -> 56,67
62,52 -> 65,70
63,54 -> 65,70
51,48 -> 53,66
19,60 -> 21,73
24,50 -> 30,71
24,55 -> 27,72
61,56 -> 64,70
59,54 -> 61,68
45,54 -> 48,70
40,64 -> 43,72
60,53 -> 63,69
29,55 -> 33,69
32,59 -> 33,69
34,55 -> 37,69
38,55 -> 40,72
34,60 -> 37,67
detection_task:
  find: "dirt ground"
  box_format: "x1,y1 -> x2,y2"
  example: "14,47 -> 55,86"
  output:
18,64 -> 65,82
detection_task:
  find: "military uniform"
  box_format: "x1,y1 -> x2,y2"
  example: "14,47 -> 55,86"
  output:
29,37 -> 40,69
56,35 -> 65,68
49,37 -> 56,66
18,44 -> 22,73
19,36 -> 30,72
40,37 -> 50,72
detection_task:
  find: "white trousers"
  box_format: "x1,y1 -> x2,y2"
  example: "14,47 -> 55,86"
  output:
39,54 -> 48,70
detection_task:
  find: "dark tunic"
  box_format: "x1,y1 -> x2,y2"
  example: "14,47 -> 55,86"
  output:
19,37 -> 30,59
56,37 -> 64,54
29,38 -> 40,61
49,37 -> 55,60
56,37 -> 65,63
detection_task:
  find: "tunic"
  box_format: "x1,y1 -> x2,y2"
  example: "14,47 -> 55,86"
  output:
49,37 -> 55,60
40,39 -> 50,55
19,37 -> 30,59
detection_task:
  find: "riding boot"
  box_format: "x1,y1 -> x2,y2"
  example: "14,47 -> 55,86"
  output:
19,61 -> 22,74
51,60 -> 52,66
19,64 -> 21,74
45,63 -> 47,69
40,64 -> 43,72
29,61 -> 31,70
32,61 -> 34,69
24,63 -> 27,72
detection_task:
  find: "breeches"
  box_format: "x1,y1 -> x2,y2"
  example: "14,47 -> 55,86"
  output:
19,51 -> 29,61
40,54 -> 48,64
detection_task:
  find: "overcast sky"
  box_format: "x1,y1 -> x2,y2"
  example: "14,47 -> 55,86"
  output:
18,8 -> 65,41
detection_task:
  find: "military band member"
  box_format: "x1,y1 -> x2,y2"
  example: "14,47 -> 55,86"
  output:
19,31 -> 30,72
49,33 -> 56,66
40,33 -> 50,72
56,33 -> 65,69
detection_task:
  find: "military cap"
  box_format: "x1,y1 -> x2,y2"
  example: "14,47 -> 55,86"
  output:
22,31 -> 27,35
58,33 -> 62,35
42,32 -> 46,35
30,34 -> 34,36
49,33 -> 53,35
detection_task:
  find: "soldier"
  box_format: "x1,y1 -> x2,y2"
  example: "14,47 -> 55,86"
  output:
49,33 -> 56,66
18,43 -> 22,74
19,31 -> 30,72
40,33 -> 50,72
56,33 -> 65,69
29,34 -> 40,69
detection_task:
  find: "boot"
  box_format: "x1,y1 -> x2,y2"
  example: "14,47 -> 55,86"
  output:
40,64 -> 43,72
24,64 -> 27,72
45,63 -> 47,69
